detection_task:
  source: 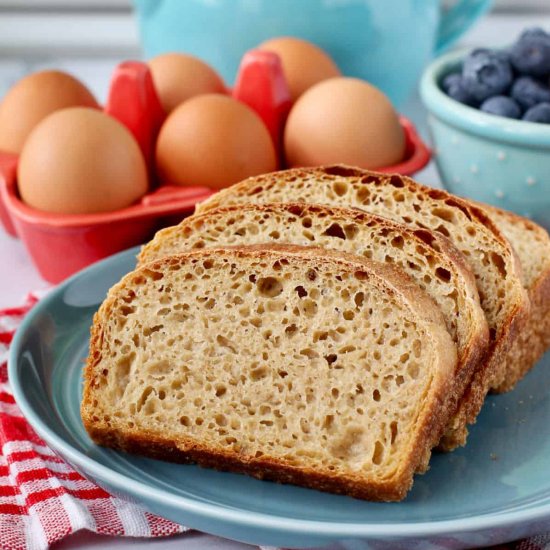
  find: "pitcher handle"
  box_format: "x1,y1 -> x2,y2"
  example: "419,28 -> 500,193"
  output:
436,0 -> 493,54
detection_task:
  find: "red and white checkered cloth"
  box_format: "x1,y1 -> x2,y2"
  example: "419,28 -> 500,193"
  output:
0,295 -> 549,550
0,293 -> 187,550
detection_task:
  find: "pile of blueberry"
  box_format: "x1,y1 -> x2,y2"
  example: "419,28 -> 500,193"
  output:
442,28 -> 550,123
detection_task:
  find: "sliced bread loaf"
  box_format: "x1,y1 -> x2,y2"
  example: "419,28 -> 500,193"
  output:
483,206 -> 550,392
138,202 -> 489,444
196,165 -> 529,450
82,245 -> 458,501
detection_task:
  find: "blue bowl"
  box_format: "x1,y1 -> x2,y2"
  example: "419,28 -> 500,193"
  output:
420,49 -> 550,231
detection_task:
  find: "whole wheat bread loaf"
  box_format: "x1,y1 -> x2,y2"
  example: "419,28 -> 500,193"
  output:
139,202 -> 489,444
196,165 -> 529,450
82,245 -> 457,501
482,206 -> 550,392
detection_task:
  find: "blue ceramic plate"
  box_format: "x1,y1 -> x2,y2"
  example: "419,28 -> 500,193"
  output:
9,247 -> 550,549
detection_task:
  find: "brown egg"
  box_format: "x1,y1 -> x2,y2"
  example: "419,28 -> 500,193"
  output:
0,70 -> 99,154
18,108 -> 148,214
148,53 -> 226,113
156,94 -> 276,189
259,37 -> 341,101
284,77 -> 405,169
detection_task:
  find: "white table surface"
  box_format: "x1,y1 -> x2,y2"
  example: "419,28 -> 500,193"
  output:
2,9 -> 549,550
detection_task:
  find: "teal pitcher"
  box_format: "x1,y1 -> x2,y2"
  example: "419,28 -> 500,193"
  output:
133,0 -> 492,107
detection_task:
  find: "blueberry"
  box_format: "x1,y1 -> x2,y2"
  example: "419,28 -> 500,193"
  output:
522,102 -> 550,123
511,76 -> 550,109
442,73 -> 477,106
462,49 -> 513,102
519,27 -> 548,41
442,72 -> 462,93
510,28 -> 550,76
480,95 -> 521,119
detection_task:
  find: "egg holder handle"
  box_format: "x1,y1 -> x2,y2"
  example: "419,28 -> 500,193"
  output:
0,53 -> 430,284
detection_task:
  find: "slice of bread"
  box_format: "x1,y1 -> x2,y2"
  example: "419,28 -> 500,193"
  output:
138,202 -> 489,447
483,206 -> 550,392
82,245 -> 457,501
196,165 -> 529,450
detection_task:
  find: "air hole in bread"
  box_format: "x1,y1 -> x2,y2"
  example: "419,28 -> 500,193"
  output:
120,305 -> 135,316
323,414 -> 334,431
341,224 -> 358,240
435,267 -> 452,283
323,165 -> 362,178
333,182 -> 348,196
323,223 -> 346,240
407,363 -> 419,379
300,348 -> 318,359
360,174 -> 377,184
301,299 -> 318,316
432,207 -> 456,224
306,269 -> 317,281
285,324 -> 297,337
444,198 -> 472,221
354,292 -> 365,308
393,192 -> 405,202
390,422 -> 398,444
343,310 -> 355,321
389,175 -> 404,188
435,224 -> 451,238
203,298 -> 216,309
122,291 -> 136,304
491,252 -> 507,278
142,269 -> 164,281
216,335 -> 237,353
356,187 -> 371,204
301,217 -> 312,228
391,235 -> 404,249
257,277 -> 283,298
295,285 -> 307,298
136,386 -> 154,413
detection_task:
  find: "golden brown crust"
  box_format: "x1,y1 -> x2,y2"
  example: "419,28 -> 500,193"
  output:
82,245 -> 458,501
494,271 -> 550,392
476,205 -> 550,392
85,423 -> 411,501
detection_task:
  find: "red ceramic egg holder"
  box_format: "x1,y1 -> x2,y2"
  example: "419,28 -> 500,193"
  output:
0,51 -> 430,284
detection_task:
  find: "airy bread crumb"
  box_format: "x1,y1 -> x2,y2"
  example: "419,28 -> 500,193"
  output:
82,245 -> 457,501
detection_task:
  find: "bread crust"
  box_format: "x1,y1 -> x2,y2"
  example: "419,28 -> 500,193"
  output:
82,245 -> 458,501
480,207 -> 550,392
196,166 -> 530,449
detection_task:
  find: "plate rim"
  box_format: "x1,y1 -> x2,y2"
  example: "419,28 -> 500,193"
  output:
8,247 -> 550,540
